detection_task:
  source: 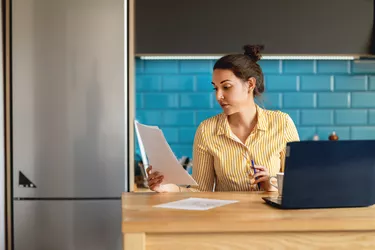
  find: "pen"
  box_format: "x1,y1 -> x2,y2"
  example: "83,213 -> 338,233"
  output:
252,160 -> 261,191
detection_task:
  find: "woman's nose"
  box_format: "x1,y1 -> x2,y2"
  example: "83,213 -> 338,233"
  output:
216,91 -> 224,101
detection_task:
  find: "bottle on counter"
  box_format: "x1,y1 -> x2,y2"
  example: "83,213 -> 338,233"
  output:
329,131 -> 339,141
312,134 -> 319,141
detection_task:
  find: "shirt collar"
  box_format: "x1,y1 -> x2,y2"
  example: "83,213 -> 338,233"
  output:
216,104 -> 268,136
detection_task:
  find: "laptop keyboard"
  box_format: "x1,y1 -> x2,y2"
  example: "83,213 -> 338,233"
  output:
269,196 -> 282,204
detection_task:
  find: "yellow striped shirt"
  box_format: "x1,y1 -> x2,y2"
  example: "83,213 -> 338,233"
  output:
191,105 -> 300,192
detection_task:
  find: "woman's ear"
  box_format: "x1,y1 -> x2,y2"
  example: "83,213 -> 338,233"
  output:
247,77 -> 257,93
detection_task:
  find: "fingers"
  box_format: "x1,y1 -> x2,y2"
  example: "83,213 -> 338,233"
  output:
146,166 -> 165,190
145,165 -> 167,192
250,169 -> 270,184
254,176 -> 269,184
148,175 -> 164,187
253,171 -> 267,179
146,165 -> 160,180
148,171 -> 161,180
149,178 -> 163,191
149,181 -> 163,191
253,165 -> 267,172
147,171 -> 163,183
146,165 -> 152,175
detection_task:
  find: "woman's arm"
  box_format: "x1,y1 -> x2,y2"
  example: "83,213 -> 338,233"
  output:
182,123 -> 215,192
280,114 -> 300,172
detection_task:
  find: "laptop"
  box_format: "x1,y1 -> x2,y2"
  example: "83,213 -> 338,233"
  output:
262,140 -> 375,209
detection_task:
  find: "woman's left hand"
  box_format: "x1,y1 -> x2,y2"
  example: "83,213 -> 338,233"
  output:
251,165 -> 277,192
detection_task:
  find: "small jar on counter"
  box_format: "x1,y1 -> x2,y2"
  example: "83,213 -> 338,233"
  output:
329,131 -> 339,141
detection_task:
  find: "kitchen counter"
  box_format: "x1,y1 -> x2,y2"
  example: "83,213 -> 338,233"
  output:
122,192 -> 375,250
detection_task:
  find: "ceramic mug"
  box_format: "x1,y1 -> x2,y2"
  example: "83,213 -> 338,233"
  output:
270,172 -> 284,196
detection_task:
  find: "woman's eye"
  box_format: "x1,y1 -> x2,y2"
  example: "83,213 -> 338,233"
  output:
212,87 -> 218,91
223,85 -> 231,89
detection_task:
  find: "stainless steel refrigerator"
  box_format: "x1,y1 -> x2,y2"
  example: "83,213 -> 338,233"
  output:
12,0 -> 127,249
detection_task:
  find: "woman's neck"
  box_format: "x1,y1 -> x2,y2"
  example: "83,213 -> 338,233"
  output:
227,102 -> 257,130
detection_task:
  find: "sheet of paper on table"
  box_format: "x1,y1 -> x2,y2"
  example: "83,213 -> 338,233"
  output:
153,198 -> 239,211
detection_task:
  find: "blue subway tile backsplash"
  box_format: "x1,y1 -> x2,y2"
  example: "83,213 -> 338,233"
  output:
316,60 -> 349,74
144,60 -> 179,74
300,76 -> 332,91
283,93 -> 316,108
136,110 -> 163,125
258,60 -> 280,74
335,110 -> 368,125
351,93 -> 375,108
136,94 -> 143,109
196,75 -> 214,91
163,111 -> 195,126
136,75 -> 162,92
265,75 -> 298,92
180,93 -> 212,109
317,93 -> 350,108
162,76 -> 194,91
369,110 -> 375,125
334,76 -> 367,91
135,58 -> 375,158
196,110 -> 221,125
369,76 -> 375,90
352,62 -> 375,74
283,60 -> 315,74
180,60 -> 212,73
301,110 -> 334,126
143,93 -> 179,109
161,127 -> 179,144
178,128 -> 197,143
351,127 -> 375,140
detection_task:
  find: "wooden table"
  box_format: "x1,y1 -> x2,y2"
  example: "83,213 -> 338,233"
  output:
122,192 -> 375,250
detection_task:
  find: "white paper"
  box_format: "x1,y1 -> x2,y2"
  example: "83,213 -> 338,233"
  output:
134,120 -> 154,177
134,121 -> 198,186
153,198 -> 239,211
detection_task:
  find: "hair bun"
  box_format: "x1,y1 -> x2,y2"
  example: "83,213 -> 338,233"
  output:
243,44 -> 264,62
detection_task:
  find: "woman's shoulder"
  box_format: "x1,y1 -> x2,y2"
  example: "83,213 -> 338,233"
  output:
259,108 -> 295,129
261,108 -> 290,121
197,113 -> 225,133
260,108 -> 299,141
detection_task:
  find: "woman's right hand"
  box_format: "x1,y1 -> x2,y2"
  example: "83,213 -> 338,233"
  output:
146,165 -> 179,193
146,165 -> 165,192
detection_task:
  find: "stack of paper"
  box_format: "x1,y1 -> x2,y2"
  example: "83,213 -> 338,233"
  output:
134,121 -> 198,186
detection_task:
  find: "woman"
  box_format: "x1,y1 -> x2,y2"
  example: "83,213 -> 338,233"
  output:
147,45 -> 300,192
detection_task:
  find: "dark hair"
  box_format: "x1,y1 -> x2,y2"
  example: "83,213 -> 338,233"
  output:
213,45 -> 265,97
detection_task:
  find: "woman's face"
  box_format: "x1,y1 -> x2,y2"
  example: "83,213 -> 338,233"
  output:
212,69 -> 255,115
